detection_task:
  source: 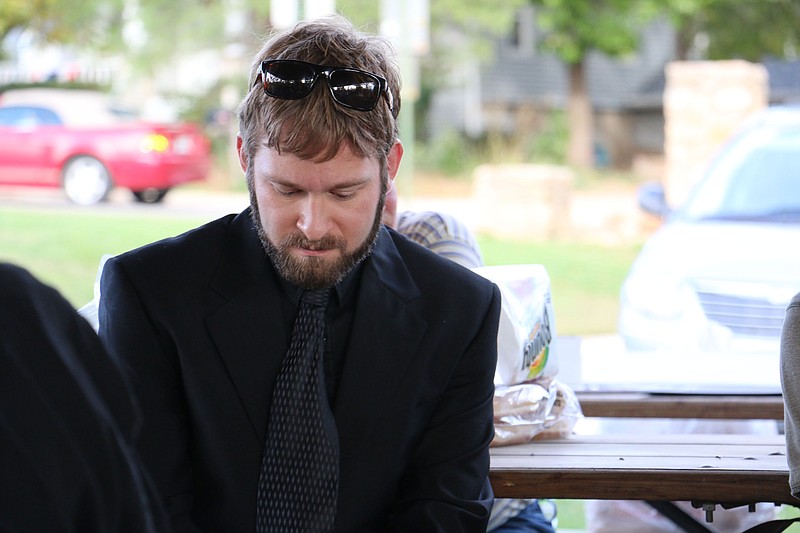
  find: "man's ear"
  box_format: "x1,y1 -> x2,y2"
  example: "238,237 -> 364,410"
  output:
387,140 -> 404,181
236,134 -> 248,173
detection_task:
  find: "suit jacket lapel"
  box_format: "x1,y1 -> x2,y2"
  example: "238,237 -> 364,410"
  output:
334,228 -> 428,440
204,212 -> 287,442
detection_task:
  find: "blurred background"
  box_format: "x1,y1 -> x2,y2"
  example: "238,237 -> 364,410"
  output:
3,0 -> 799,334
3,0 -> 797,192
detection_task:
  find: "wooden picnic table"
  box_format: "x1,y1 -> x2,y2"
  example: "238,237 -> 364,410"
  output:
495,379 -> 792,530
574,390 -> 785,420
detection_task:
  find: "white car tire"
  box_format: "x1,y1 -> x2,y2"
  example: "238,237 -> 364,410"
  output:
62,156 -> 112,205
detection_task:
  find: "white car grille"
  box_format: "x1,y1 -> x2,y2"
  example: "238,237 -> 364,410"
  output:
695,289 -> 787,338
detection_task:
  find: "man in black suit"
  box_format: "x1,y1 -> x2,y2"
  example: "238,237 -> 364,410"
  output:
0,263 -> 168,532
99,15 -> 500,532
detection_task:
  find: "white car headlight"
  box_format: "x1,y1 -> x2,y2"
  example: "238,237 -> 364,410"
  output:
620,273 -> 694,320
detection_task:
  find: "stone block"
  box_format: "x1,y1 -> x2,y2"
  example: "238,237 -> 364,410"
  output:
473,164 -> 573,241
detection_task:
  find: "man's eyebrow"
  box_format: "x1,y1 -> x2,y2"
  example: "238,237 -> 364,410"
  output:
331,177 -> 371,189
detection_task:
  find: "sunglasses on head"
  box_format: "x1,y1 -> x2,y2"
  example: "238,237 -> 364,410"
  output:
255,59 -> 394,113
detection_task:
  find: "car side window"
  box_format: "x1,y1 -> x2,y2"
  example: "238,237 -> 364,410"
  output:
0,106 -> 62,127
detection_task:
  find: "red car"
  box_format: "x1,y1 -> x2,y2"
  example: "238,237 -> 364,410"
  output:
0,88 -> 212,205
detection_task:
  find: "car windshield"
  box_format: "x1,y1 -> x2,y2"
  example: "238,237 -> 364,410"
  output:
677,121 -> 800,223
0,106 -> 62,127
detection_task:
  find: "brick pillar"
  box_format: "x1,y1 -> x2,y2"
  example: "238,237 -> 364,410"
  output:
663,60 -> 768,207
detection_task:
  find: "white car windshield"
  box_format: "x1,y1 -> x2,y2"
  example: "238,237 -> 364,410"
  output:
678,123 -> 800,222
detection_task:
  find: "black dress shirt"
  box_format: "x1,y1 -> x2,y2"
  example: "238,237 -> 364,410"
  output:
275,263 -> 363,407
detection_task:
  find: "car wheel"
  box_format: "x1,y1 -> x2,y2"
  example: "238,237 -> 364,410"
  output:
132,188 -> 170,203
62,156 -> 112,205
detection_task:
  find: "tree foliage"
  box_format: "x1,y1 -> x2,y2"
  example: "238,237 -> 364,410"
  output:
336,0 -> 380,30
662,0 -> 800,60
120,0 -> 229,73
0,0 -> 117,55
5,0 -> 799,76
528,0 -> 660,65
1,0 -> 264,70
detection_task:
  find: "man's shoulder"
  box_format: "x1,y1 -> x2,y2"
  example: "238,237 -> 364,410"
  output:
791,291 -> 800,309
0,262 -> 38,297
394,210 -> 483,269
0,262 -> 71,323
106,211 -> 254,294
396,210 -> 472,237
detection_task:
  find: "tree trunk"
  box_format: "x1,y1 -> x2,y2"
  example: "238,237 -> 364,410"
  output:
675,26 -> 693,60
566,61 -> 594,169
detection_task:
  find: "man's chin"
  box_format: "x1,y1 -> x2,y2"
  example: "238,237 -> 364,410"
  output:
284,253 -> 348,289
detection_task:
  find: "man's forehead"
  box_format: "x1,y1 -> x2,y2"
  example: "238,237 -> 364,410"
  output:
255,145 -> 380,186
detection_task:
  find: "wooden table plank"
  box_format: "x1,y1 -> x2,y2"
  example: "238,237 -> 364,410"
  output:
489,434 -> 794,504
492,453 -> 787,471
490,468 -> 792,503
575,391 -> 784,420
492,441 -> 784,459
491,433 -> 786,451
549,434 -> 783,444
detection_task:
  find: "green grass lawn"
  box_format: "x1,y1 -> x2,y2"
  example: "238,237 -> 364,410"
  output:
478,235 -> 642,335
552,499 -> 800,531
0,207 -> 211,308
0,206 -> 641,335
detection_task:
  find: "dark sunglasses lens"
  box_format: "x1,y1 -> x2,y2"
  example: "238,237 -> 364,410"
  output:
328,70 -> 381,111
263,62 -> 316,99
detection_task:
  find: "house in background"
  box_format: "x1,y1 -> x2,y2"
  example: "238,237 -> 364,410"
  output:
426,6 -> 800,175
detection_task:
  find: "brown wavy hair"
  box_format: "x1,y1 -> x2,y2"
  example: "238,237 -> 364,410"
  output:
237,15 -> 401,169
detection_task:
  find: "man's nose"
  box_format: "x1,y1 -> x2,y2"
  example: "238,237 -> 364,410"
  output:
297,195 -> 332,241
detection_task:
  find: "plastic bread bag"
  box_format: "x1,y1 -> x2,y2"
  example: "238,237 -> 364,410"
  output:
491,378 -> 583,447
471,264 -> 558,385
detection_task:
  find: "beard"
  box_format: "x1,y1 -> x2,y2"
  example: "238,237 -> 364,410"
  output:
249,179 -> 386,290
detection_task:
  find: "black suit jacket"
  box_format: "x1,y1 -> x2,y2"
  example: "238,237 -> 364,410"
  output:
0,263 -> 169,532
99,210 -> 500,532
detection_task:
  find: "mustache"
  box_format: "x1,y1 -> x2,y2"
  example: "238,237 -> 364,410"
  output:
281,233 -> 344,251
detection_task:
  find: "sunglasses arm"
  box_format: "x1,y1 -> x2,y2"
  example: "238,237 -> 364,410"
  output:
385,89 -> 394,115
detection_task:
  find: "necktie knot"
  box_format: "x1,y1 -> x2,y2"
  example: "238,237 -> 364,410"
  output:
302,288 -> 331,308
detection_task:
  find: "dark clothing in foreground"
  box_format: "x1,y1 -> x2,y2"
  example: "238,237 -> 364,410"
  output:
781,292 -> 800,497
0,263 -> 169,532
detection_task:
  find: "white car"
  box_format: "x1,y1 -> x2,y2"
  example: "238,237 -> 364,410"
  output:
618,105 -> 800,389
